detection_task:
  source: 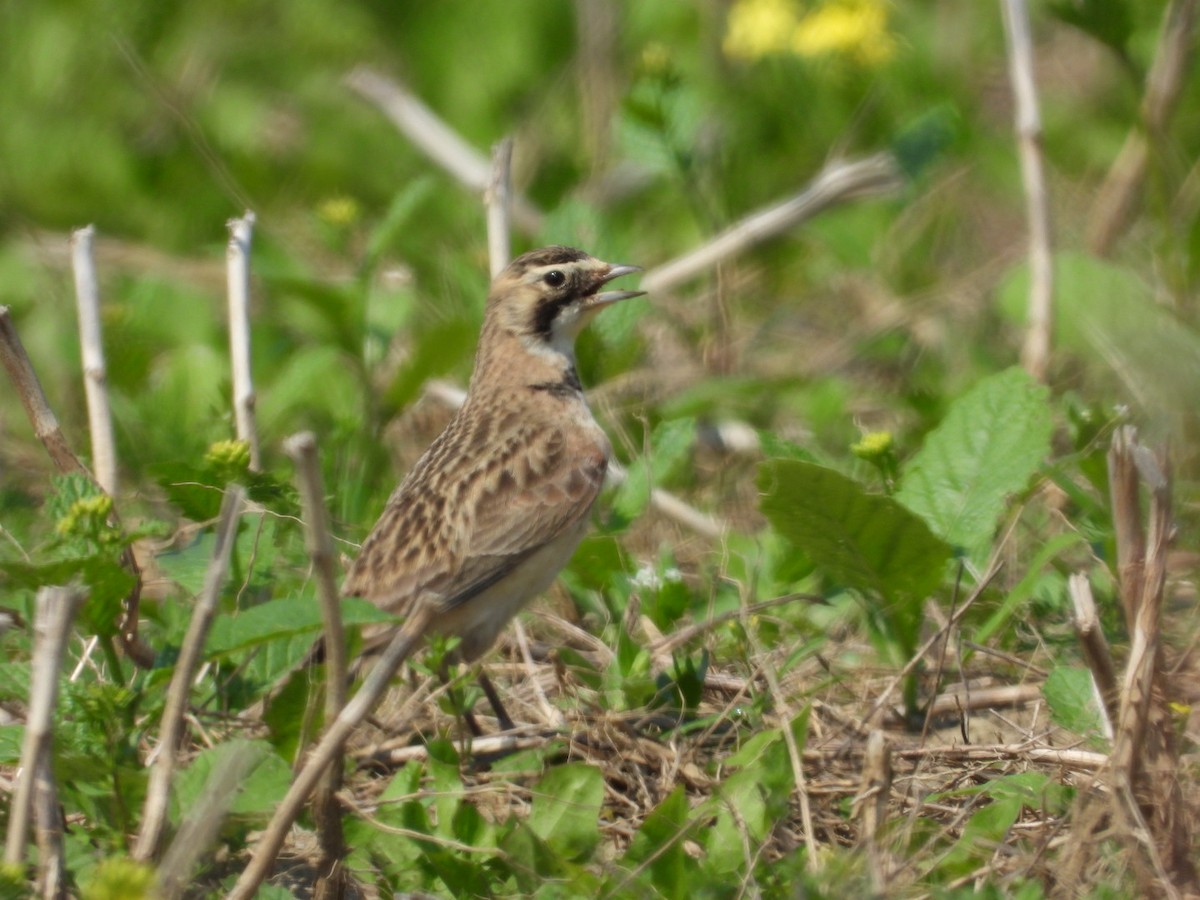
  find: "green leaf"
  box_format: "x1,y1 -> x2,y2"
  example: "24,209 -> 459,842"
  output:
205,595 -> 395,657
0,663 -> 29,703
1043,666 -> 1106,739
1047,0 -> 1133,58
0,724 -> 23,762
896,368 -> 1052,556
611,418 -> 697,525
623,787 -> 692,900
171,739 -> 291,823
527,763 -> 605,862
759,460 -> 950,605
998,252 -> 1200,428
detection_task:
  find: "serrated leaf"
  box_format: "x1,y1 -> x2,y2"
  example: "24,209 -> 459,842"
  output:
527,763 -> 605,862
759,459 -> 950,604
896,367 -> 1052,555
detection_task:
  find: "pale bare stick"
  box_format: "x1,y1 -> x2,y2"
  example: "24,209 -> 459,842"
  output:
486,137 -> 515,278
1068,572 -> 1117,738
1000,0 -> 1054,382
156,742 -> 260,900
1089,0 -> 1199,255
33,745 -> 66,900
227,605 -> 434,900
227,213 -> 261,470
640,153 -> 902,296
133,486 -> 246,862
344,67 -> 543,234
70,225 -> 118,495
855,730 -> 894,894
283,432 -> 347,899
4,585 -> 86,871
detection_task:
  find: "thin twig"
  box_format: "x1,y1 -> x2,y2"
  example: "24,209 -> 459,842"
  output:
70,225 -> 118,495
1000,0 -> 1054,382
344,67 -> 543,233
227,213 -> 261,471
639,153 -> 902,296
227,605 -> 435,900
1088,0 -> 1199,255
0,307 -> 91,478
740,600 -> 819,866
283,432 -> 348,899
0,307 -> 152,667
863,560 -> 1003,726
133,486 -> 245,862
4,585 -> 86,872
486,137 -> 515,278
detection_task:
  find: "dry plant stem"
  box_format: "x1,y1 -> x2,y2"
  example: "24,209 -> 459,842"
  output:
424,379 -> 727,537
344,66 -> 543,233
283,432 -> 347,900
228,605 -> 435,900
70,225 -> 118,495
133,486 -> 246,862
0,307 -> 91,478
1088,0 -> 1199,255
1068,571 -> 1118,736
640,153 -> 902,296
0,308 -> 152,667
740,604 -> 819,866
157,743 -> 260,900
486,137 -> 515,278
863,561 -> 1002,726
856,730 -> 893,894
33,752 -> 66,900
1108,426 -> 1146,631
3,585 -> 86,870
1000,0 -> 1054,382
227,213 -> 261,471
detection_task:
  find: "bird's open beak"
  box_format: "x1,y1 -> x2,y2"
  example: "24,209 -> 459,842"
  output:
586,264 -> 645,311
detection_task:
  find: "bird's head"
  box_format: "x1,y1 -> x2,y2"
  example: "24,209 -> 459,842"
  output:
485,246 -> 644,358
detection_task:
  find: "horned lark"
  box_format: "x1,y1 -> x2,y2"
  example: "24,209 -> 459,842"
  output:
341,246 -> 643,722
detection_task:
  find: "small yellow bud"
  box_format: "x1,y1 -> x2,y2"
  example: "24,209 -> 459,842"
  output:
317,196 -> 360,228
851,431 -> 894,461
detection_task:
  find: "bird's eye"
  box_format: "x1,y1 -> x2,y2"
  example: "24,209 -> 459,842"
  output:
543,270 -> 566,288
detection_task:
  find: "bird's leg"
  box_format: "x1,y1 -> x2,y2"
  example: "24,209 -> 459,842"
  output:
476,670 -> 516,732
436,658 -> 485,737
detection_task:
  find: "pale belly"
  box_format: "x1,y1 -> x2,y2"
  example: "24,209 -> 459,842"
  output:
432,514 -> 592,662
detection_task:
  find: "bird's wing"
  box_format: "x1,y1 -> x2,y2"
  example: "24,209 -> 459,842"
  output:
341,424 -> 607,616
467,427 -> 607,560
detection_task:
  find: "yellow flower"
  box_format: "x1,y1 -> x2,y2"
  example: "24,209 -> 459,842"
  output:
792,0 -> 895,66
851,430 -> 894,460
56,494 -> 114,537
317,195 -> 360,228
724,0 -> 801,60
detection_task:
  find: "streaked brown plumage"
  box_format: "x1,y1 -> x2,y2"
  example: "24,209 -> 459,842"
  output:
342,246 -> 643,672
